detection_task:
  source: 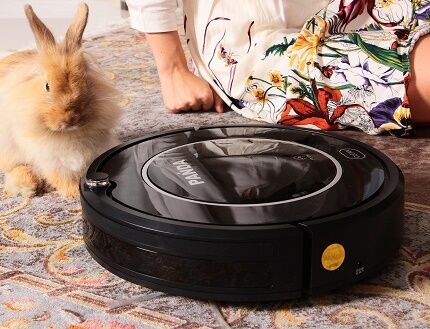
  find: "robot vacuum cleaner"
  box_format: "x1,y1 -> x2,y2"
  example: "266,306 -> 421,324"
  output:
80,125 -> 404,302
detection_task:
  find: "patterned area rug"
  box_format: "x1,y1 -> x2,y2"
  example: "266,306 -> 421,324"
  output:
1,27 -> 430,329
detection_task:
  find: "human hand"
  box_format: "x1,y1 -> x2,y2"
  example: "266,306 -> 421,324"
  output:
159,67 -> 224,113
145,31 -> 224,113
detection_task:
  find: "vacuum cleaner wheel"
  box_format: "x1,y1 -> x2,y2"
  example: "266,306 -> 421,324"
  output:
80,125 -> 404,302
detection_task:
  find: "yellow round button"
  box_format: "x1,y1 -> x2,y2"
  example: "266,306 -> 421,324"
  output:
321,243 -> 345,271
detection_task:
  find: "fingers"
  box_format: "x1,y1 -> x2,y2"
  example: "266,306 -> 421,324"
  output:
213,90 -> 224,113
165,100 -> 199,113
172,91 -> 223,113
202,92 -> 214,111
161,73 -> 224,113
167,104 -> 201,113
191,100 -> 203,112
183,90 -> 214,112
165,104 -> 182,113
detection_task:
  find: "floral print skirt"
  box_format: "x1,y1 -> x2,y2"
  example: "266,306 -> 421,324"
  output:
184,0 -> 430,136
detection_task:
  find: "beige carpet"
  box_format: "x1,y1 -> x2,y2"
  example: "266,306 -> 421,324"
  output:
0,27 -> 429,329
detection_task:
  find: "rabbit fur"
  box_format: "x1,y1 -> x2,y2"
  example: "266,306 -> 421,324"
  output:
0,3 -> 122,198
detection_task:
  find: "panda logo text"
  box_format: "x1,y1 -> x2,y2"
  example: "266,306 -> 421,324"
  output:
173,160 -> 205,186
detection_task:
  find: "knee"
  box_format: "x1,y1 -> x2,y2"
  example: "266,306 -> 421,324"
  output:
409,34 -> 430,124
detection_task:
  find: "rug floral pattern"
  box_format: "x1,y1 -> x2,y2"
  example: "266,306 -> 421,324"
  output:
0,27 -> 429,329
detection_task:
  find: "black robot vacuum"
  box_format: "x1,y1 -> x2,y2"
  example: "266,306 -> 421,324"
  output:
80,125 -> 404,302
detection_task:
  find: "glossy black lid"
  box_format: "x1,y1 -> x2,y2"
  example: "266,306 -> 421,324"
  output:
94,126 -> 387,225
143,138 -> 340,205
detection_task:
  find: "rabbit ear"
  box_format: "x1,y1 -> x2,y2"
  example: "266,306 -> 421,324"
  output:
24,4 -> 56,51
63,3 -> 89,52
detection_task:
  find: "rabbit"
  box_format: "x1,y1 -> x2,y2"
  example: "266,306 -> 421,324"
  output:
0,3 -> 122,198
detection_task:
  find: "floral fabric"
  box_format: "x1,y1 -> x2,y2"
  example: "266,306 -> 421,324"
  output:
184,0 -> 430,136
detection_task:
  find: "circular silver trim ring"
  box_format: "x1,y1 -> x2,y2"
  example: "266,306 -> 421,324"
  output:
141,138 -> 343,207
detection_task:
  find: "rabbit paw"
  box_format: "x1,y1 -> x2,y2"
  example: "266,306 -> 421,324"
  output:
4,165 -> 42,197
46,173 -> 79,198
57,184 -> 79,198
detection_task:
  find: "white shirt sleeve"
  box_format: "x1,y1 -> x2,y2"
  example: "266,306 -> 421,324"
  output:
126,0 -> 178,33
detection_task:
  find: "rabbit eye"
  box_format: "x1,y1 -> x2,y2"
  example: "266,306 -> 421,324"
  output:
45,83 -> 50,92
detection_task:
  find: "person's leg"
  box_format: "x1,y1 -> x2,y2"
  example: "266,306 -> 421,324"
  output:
408,34 -> 430,125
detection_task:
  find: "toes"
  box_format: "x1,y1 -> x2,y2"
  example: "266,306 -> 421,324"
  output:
50,182 -> 79,198
4,166 -> 41,197
45,171 -> 80,198
59,184 -> 80,199
5,185 -> 37,197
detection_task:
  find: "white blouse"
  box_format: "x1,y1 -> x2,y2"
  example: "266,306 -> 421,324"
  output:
126,0 -> 323,33
126,0 -> 179,33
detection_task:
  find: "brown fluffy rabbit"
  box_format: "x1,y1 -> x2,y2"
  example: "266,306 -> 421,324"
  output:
0,3 -> 121,198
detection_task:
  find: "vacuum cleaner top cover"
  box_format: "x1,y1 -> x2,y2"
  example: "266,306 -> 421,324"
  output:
91,125 -> 388,226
